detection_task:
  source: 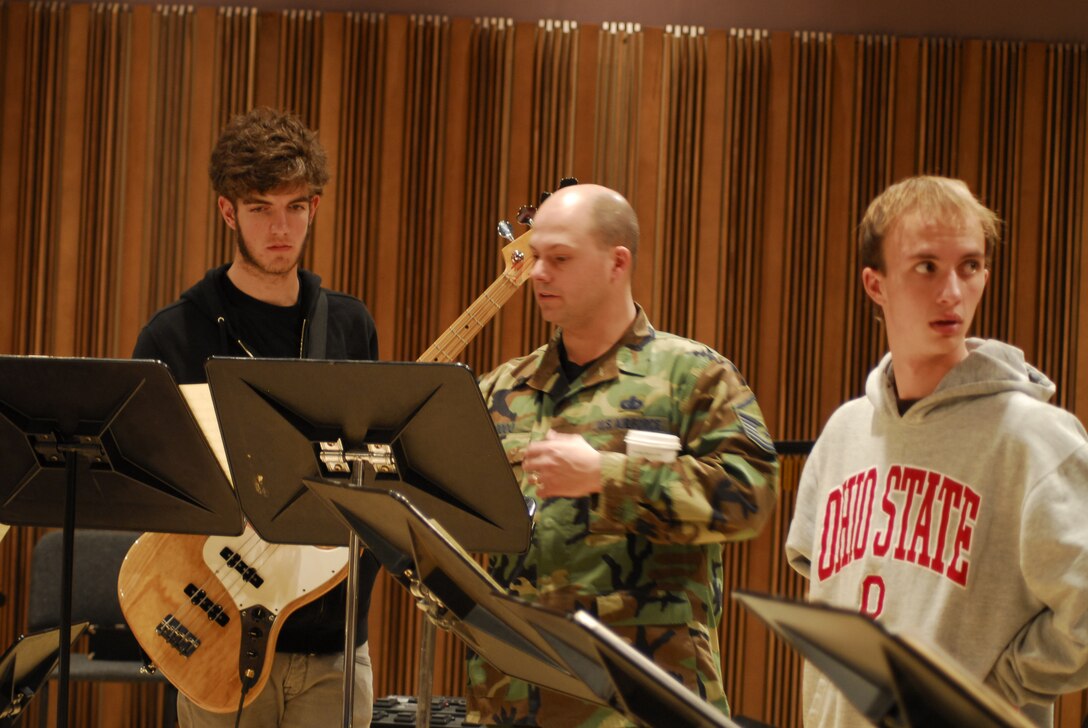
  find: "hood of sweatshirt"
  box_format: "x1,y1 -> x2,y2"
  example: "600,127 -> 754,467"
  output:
867,338 -> 1055,423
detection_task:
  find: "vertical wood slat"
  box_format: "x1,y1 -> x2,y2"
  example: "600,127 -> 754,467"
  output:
10,1 -> 65,355
330,12 -> 384,304
593,21 -> 642,198
0,0 -> 18,352
391,14 -> 447,362
140,5 -> 195,318
454,17 -> 515,376
917,37 -> 962,175
973,40 -> 1025,344
774,31 -> 834,441
843,34 -> 896,401
652,25 -> 705,338
1035,45 -> 1088,412
715,28 -> 769,380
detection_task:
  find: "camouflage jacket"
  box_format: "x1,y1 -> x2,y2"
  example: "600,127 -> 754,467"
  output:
466,307 -> 779,726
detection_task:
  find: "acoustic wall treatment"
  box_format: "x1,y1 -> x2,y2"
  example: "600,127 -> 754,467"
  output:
2,2 -> 1088,725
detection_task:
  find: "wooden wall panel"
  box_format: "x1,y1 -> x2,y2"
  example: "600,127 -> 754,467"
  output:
651,25 -> 705,337
593,21 -> 641,198
841,35 -> 896,401
0,0 -> 17,352
1033,44 -> 1088,411
709,29 -> 769,380
972,42 -> 1024,344
328,13 -> 384,307
451,18 -> 516,379
2,4 -> 1088,726
7,1 -> 66,356
774,32 -> 833,440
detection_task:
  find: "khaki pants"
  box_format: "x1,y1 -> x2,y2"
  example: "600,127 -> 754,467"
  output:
178,643 -> 374,728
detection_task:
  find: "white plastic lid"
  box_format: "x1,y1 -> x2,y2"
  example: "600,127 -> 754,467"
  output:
623,430 -> 681,451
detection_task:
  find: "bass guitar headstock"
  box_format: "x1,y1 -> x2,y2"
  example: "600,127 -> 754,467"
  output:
497,177 -> 578,286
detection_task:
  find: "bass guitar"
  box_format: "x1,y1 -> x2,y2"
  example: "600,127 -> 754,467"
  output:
118,218 -> 537,713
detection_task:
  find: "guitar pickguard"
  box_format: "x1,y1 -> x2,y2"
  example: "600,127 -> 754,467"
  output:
203,529 -> 349,613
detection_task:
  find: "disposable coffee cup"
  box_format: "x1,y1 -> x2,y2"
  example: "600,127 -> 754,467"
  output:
624,430 -> 681,464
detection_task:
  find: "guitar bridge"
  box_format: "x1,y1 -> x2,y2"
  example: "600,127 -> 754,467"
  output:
155,615 -> 200,657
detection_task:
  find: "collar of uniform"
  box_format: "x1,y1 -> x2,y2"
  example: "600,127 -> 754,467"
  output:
525,304 -> 656,392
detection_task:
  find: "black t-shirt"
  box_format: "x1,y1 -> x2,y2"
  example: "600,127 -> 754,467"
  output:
558,338 -> 600,384
220,274 -> 303,358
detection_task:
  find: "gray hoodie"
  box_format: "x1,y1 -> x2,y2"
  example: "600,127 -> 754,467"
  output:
786,339 -> 1088,727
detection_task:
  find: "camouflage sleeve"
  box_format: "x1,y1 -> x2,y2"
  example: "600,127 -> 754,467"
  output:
590,359 -> 779,544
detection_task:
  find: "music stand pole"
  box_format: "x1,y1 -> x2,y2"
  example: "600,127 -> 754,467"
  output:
57,450 -> 81,728
338,458 -> 367,728
55,444 -> 105,728
416,616 -> 436,727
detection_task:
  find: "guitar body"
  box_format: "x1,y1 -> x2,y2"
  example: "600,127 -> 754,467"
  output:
118,527 -> 348,712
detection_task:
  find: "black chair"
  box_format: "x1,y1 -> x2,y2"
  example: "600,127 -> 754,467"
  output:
27,530 -> 177,727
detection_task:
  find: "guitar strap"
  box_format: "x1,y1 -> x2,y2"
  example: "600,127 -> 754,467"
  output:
307,289 -> 329,359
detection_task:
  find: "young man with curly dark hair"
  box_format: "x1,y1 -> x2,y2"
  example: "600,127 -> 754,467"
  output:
134,107 -> 379,727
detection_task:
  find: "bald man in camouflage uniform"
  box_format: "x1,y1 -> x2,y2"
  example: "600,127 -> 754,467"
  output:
467,184 -> 779,726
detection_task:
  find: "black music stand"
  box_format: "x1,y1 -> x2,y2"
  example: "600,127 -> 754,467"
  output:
0,623 -> 88,727
0,356 -> 244,728
303,483 -> 741,728
732,591 -> 1035,728
205,357 -> 532,728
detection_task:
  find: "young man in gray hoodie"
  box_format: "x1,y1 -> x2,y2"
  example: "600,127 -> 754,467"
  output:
786,176 -> 1088,727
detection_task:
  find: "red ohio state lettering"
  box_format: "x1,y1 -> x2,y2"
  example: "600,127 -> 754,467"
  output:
817,468 -> 878,580
816,465 -> 981,589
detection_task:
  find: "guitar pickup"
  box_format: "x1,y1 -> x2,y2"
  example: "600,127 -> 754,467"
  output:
219,547 -> 264,588
184,583 -> 231,626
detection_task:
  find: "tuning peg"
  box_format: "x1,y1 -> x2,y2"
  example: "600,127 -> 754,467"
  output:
497,220 -> 515,242
558,177 -> 578,188
539,190 -> 551,205
516,205 -> 536,227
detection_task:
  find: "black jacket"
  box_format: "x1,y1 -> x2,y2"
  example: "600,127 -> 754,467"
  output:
133,264 -> 379,383
133,265 -> 381,653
